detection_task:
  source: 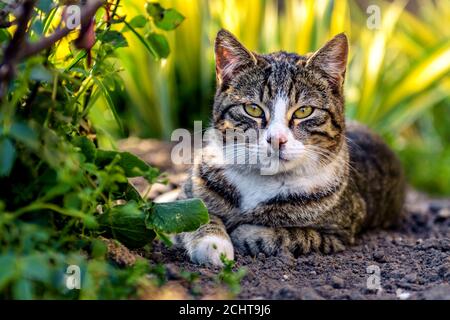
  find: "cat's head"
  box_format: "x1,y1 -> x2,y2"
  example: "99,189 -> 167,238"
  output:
211,29 -> 348,175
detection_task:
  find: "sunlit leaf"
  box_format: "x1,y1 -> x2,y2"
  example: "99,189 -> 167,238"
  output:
99,30 -> 128,48
129,15 -> 147,28
381,40 -> 450,114
146,33 -> 170,58
146,3 -> 185,31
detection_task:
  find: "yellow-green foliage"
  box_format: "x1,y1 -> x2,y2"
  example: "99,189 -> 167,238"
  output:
97,0 -> 450,194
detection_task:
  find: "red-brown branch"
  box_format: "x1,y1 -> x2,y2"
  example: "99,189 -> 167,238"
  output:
0,0 -> 104,100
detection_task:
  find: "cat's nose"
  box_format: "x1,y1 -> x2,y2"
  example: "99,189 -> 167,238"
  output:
267,133 -> 288,148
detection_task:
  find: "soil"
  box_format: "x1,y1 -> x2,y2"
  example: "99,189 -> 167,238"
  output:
117,138 -> 450,300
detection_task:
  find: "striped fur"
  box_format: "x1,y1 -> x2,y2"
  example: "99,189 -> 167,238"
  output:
176,30 -> 405,266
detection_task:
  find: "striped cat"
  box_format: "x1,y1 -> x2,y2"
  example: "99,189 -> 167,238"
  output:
175,29 -> 405,266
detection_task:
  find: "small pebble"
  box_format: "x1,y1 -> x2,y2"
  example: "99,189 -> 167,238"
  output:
373,251 -> 387,263
331,276 -> 345,289
396,289 -> 411,300
404,273 -> 417,283
438,208 -> 450,219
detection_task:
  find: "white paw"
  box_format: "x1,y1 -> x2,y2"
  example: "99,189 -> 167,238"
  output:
189,236 -> 234,266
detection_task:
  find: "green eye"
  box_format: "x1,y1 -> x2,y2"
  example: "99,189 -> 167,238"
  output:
243,104 -> 264,118
293,106 -> 314,119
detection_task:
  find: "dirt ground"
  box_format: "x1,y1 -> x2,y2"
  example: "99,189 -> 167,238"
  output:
118,138 -> 450,300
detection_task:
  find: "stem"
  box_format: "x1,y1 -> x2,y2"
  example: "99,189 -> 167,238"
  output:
12,203 -> 89,221
85,173 -> 109,204
122,19 -> 159,59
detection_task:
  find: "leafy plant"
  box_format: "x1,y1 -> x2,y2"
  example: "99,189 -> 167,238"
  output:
216,254 -> 247,296
0,0 -> 208,299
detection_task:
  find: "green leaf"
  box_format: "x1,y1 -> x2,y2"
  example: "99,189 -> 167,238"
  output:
64,193 -> 82,210
22,254 -> 51,283
0,138 -> 16,177
72,136 -> 96,163
91,239 -> 107,259
146,3 -> 185,31
154,8 -> 185,31
0,29 -> 11,43
100,30 -> 128,48
129,15 -> 148,28
31,19 -> 45,37
36,0 -> 54,13
10,122 -> 39,150
12,278 -> 33,300
155,9 -> 185,31
155,230 -> 173,246
123,20 -> 159,59
0,254 -> 17,290
97,202 -> 156,248
146,199 -> 209,234
30,65 -> 53,83
96,150 -> 152,177
145,2 -> 164,18
115,182 -> 143,202
146,33 -> 170,58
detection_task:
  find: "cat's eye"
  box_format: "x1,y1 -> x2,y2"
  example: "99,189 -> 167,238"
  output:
243,103 -> 264,118
293,106 -> 314,119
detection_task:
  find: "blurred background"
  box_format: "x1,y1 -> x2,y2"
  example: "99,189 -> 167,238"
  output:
87,0 -> 450,196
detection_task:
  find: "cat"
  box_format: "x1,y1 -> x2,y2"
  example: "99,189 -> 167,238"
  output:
174,29 -> 406,266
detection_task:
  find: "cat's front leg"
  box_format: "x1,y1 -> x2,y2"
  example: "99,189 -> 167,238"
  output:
175,215 -> 234,266
230,224 -> 346,257
230,224 -> 285,256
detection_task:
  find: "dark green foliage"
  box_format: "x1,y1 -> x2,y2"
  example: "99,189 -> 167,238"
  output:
98,202 -> 156,248
0,1 -> 209,299
146,199 -> 209,234
146,32 -> 170,58
145,1 -> 186,31
217,255 -> 247,296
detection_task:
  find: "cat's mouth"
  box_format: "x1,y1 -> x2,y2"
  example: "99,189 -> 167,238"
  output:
266,148 -> 292,163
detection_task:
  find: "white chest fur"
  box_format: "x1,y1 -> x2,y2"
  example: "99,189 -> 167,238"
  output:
224,163 -> 342,211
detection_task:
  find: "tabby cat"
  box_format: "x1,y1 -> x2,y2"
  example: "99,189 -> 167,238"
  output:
175,29 -> 405,266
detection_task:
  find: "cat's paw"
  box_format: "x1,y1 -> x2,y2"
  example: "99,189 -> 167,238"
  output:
188,235 -> 234,266
230,224 -> 281,256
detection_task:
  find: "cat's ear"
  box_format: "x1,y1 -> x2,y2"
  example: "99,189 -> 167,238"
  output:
215,29 -> 257,86
305,33 -> 348,90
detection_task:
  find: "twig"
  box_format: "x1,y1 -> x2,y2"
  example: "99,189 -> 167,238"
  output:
0,0 -> 35,99
0,0 -> 104,100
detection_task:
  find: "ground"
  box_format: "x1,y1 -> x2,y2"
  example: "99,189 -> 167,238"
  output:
115,138 -> 450,300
